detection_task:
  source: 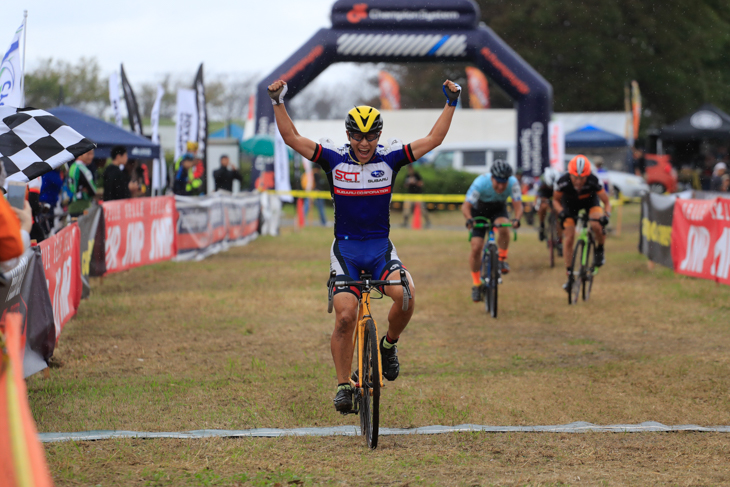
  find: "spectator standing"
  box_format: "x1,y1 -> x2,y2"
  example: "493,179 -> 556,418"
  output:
104,146 -> 137,201
402,164 -> 430,228
67,149 -> 97,216
594,156 -> 612,195
302,166 -> 327,226
173,155 -> 196,196
126,160 -> 148,198
632,147 -> 646,177
710,162 -> 727,192
0,165 -> 33,277
213,155 -> 243,192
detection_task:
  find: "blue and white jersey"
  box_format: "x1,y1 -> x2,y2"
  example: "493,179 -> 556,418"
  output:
465,173 -> 522,205
311,140 -> 416,240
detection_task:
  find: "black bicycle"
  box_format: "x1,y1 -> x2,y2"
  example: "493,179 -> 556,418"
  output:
566,210 -> 607,305
469,217 -> 515,318
327,270 -> 411,449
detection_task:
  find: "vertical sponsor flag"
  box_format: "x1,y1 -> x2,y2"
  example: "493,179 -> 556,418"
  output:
0,13 -> 27,108
243,94 -> 255,140
150,84 -> 165,194
0,313 -> 55,487
548,120 -> 565,172
109,71 -> 123,127
193,63 -> 207,190
378,71 -> 401,110
631,80 -> 641,141
274,123 -> 293,203
465,67 -> 489,109
174,88 -> 198,162
120,64 -> 143,135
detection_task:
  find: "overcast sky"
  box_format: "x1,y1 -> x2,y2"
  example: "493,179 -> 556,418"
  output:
0,0 -> 350,85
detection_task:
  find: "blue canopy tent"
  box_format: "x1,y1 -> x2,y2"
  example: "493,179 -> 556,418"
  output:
565,125 -> 628,148
48,106 -> 160,159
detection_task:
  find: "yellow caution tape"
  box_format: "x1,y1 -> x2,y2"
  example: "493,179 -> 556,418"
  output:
265,190 -> 635,207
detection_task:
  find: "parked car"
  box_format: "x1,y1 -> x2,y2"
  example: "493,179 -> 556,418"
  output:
605,170 -> 649,198
644,154 -> 677,194
423,141 -> 517,174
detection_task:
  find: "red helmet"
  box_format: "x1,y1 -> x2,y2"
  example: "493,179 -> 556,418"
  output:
568,155 -> 592,177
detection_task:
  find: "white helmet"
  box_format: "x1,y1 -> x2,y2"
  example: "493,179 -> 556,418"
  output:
542,167 -> 558,187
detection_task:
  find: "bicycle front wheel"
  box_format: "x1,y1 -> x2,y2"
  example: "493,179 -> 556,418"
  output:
548,213 -> 556,268
582,238 -> 595,301
569,240 -> 583,305
359,318 -> 380,449
489,246 -> 499,318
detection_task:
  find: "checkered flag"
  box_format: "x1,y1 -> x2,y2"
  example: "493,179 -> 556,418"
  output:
0,106 -> 96,183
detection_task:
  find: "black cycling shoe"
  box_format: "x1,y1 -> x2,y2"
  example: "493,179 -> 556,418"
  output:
556,241 -> 564,257
499,260 -> 510,274
380,336 -> 400,381
333,385 -> 353,413
595,246 -> 605,267
538,226 -> 546,241
471,284 -> 484,302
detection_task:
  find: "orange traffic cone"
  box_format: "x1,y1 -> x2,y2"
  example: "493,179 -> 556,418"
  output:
296,198 -> 305,228
412,202 -> 422,230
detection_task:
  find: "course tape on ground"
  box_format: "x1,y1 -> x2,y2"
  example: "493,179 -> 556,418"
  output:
38,422 -> 730,443
266,190 -> 634,206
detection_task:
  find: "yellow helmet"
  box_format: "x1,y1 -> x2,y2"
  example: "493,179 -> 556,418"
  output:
186,140 -> 199,152
345,106 -> 383,134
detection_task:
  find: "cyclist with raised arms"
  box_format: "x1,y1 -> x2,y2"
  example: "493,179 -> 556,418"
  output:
267,78 -> 461,413
461,160 -> 523,302
553,155 -> 611,290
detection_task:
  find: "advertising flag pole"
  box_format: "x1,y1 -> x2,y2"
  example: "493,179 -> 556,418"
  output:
21,10 -> 27,107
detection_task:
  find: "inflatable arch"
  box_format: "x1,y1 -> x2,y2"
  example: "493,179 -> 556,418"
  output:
254,0 -> 552,187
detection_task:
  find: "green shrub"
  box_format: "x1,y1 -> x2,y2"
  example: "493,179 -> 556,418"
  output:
394,166 -> 477,195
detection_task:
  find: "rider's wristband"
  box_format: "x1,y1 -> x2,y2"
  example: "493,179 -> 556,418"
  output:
268,83 -> 288,105
443,83 -> 461,107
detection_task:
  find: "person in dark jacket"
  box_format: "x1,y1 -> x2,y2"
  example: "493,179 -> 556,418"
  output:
213,155 -> 243,192
174,154 -> 197,196
104,146 -> 137,201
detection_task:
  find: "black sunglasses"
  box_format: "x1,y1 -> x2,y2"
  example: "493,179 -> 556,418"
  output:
349,132 -> 380,142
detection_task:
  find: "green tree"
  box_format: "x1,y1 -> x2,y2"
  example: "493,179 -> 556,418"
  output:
24,57 -> 107,116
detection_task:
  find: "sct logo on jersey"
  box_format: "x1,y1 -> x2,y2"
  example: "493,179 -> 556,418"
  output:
335,169 -> 359,182
371,170 -> 384,177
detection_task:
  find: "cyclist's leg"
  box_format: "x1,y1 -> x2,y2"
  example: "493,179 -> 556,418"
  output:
329,240 -> 363,385
469,203 -> 489,286
561,213 -> 577,269
376,241 -> 416,339
491,203 -> 511,270
589,206 -> 606,246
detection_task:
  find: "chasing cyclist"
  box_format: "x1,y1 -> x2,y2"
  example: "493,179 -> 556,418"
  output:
268,78 -> 461,413
552,155 -> 611,290
461,160 -> 523,302
536,167 -> 562,255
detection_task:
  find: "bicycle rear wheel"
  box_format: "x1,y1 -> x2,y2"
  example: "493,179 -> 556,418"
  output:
359,318 -> 380,449
489,246 -> 499,318
582,238 -> 595,301
569,240 -> 583,305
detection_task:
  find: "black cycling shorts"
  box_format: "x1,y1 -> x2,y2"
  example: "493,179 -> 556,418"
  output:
537,184 -> 553,200
561,194 -> 601,224
470,201 -> 509,239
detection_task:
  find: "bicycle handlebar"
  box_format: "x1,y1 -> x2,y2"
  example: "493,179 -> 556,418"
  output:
327,269 -> 412,313
468,217 -> 517,242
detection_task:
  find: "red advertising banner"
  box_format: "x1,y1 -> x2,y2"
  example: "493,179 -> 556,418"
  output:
672,197 -> 730,285
38,223 -> 82,339
102,197 -> 177,275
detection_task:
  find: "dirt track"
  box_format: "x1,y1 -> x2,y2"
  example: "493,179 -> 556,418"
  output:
31,206 -> 730,485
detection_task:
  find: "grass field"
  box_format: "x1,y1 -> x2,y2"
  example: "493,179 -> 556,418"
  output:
29,205 -> 730,486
